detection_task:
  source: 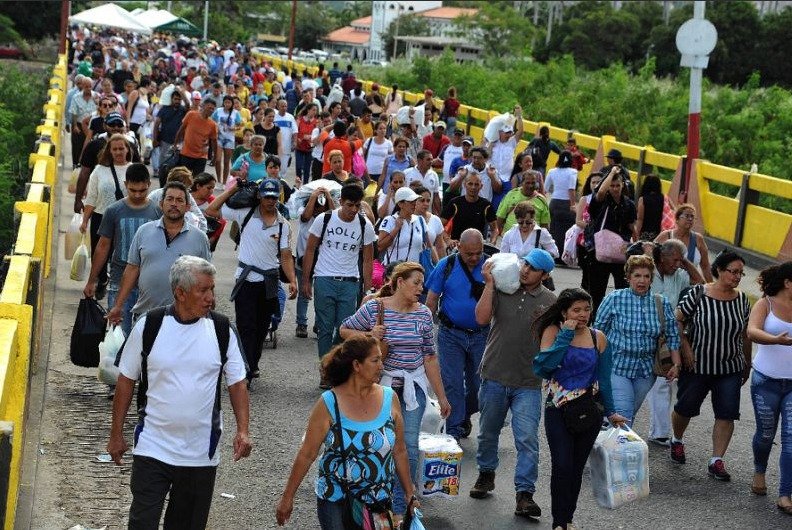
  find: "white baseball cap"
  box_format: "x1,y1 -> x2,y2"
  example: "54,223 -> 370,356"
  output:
394,187 -> 420,203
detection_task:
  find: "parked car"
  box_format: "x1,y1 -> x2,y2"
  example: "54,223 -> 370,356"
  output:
0,43 -> 26,60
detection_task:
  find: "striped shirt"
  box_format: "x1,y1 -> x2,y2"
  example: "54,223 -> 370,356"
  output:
595,289 -> 681,379
341,300 -> 435,372
678,285 -> 750,375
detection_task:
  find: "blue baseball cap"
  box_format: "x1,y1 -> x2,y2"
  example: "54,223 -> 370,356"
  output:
522,248 -> 555,273
258,178 -> 280,198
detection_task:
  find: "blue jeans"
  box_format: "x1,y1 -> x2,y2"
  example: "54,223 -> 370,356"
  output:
270,284 -> 286,328
107,286 -> 138,337
611,373 -> 656,426
476,379 -> 542,493
316,498 -> 345,530
751,369 -> 792,497
295,150 -> 313,182
392,384 -> 426,515
438,324 -> 488,438
314,276 -> 359,359
295,266 -> 309,326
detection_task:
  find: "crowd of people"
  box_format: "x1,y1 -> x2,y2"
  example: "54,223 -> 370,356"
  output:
64,28 -> 792,530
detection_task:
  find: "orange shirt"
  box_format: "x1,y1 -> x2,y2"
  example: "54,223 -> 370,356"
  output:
181,110 -> 218,159
322,136 -> 363,174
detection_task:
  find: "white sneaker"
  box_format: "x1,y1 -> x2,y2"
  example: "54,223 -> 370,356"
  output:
648,437 -> 671,447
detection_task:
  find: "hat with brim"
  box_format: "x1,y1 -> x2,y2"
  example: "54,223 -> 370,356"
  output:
104,112 -> 124,126
258,178 -> 280,198
394,187 -> 420,203
522,248 -> 555,273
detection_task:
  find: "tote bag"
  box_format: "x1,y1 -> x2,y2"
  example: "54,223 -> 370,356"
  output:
593,207 -> 626,263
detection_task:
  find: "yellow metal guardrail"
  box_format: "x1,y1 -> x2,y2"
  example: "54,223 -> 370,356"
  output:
0,53 -> 65,529
259,55 -> 792,262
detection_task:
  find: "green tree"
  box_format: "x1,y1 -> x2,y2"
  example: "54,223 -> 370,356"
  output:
0,1 -> 58,40
454,1 -> 535,59
294,2 -> 336,51
382,14 -> 430,60
705,0 -> 761,86
336,1 -> 373,28
755,8 -> 792,87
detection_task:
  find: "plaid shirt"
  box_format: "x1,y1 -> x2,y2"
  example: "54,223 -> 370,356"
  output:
594,288 -> 681,378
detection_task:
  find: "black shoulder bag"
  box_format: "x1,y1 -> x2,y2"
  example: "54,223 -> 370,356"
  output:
561,328 -> 605,434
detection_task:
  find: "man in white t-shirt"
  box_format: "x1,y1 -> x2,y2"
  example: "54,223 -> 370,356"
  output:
109,256 -> 251,528
301,184 -> 375,387
205,179 -> 298,382
404,150 -> 441,215
441,130 -> 465,188
274,99 -> 298,179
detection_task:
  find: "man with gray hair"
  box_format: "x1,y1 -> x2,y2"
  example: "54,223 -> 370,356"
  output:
109,255 -> 251,529
425,228 -> 490,441
647,239 -> 704,446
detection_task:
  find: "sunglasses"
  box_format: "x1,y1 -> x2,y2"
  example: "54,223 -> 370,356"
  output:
516,219 -> 535,226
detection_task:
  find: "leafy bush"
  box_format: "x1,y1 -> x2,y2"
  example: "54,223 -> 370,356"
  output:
0,64 -> 48,257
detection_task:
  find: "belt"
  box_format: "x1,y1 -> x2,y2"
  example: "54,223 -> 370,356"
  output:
438,312 -> 488,334
327,276 -> 359,282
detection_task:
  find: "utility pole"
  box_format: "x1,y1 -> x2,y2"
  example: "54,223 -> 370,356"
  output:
288,0 -> 297,60
545,2 -> 554,46
59,0 -> 70,55
203,1 -> 209,41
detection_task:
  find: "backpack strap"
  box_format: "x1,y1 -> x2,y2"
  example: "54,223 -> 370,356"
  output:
534,228 -> 541,249
239,206 -> 257,238
307,211 -> 333,277
136,306 -> 168,438
442,253 -> 457,283
357,213 -> 367,281
209,310 -> 230,364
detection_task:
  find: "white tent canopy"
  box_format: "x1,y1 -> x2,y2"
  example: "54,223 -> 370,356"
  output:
135,8 -> 178,30
69,3 -> 152,34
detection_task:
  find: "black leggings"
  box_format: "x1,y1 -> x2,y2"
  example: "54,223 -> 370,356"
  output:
589,259 -> 628,319
234,280 -> 279,377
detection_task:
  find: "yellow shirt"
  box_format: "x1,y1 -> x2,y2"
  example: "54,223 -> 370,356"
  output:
357,119 -> 374,140
236,108 -> 252,139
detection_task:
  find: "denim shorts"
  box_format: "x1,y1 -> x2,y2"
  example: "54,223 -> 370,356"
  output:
218,135 -> 235,150
674,370 -> 742,420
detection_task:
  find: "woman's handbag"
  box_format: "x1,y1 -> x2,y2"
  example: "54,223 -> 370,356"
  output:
562,390 -> 604,434
593,207 -> 626,263
418,217 -> 435,277
652,294 -> 673,377
331,392 -> 395,530
376,300 -> 390,362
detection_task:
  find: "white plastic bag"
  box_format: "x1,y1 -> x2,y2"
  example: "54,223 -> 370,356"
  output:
420,398 -> 444,434
287,178 -> 343,218
416,433 -> 463,498
65,213 -> 83,260
483,113 -> 516,143
70,236 -> 90,281
68,168 -> 79,194
562,224 -> 583,267
97,326 -> 125,385
486,253 -> 521,294
326,83 -> 344,107
396,105 -> 424,126
589,425 -> 650,509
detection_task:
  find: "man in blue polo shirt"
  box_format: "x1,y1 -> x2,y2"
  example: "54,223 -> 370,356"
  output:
426,228 -> 489,441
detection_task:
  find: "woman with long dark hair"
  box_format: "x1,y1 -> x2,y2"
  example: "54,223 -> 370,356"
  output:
534,288 -> 627,530
544,151 -> 578,259
747,262 -> 792,512
276,335 -> 418,528
634,174 -> 664,241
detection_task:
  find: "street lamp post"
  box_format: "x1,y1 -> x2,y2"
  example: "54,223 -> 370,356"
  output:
676,1 -> 717,202
391,3 -> 405,62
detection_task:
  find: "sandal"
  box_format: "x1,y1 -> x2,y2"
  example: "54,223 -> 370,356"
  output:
751,485 -> 767,496
777,504 -> 792,515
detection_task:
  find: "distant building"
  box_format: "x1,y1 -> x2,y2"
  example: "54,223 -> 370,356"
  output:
322,2 -> 479,63
398,36 -> 482,63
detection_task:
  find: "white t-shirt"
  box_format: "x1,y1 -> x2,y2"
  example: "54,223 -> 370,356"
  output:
85,164 -> 129,214
309,210 -> 376,278
363,137 -> 393,175
544,167 -> 579,201
117,313 -> 247,467
274,112 -> 297,153
404,167 -> 440,204
499,225 -> 559,257
379,214 -> 424,265
442,144 -> 464,184
418,213 -> 444,246
222,207 -> 291,281
490,138 -> 518,182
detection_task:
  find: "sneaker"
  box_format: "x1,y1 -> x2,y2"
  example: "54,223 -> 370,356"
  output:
670,440 -> 686,464
708,459 -> 731,481
648,437 -> 671,447
295,324 -> 308,338
514,491 -> 541,517
251,369 -> 260,379
469,471 -> 495,499
460,418 -> 473,439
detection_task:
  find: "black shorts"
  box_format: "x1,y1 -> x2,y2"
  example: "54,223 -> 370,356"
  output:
674,371 -> 742,421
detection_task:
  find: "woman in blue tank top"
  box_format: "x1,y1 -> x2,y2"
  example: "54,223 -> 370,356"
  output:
533,288 -> 627,530
276,335 -> 419,529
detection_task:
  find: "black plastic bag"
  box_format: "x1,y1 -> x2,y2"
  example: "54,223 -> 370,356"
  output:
70,298 -> 107,367
226,181 -> 259,209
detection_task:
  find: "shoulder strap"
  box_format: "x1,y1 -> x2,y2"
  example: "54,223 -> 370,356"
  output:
138,306 -> 168,416
276,222 -> 284,265
654,294 -> 665,337
109,164 -> 124,201
330,391 -> 349,480
316,211 -> 333,248
239,206 -> 257,237
686,232 -> 697,262
209,311 -> 230,365
443,253 -> 457,282
534,228 -> 541,249
589,327 -> 601,353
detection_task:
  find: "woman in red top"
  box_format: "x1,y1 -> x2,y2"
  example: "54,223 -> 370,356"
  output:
441,86 -> 461,136
295,105 -> 318,186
